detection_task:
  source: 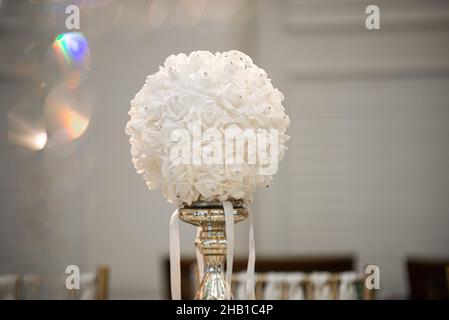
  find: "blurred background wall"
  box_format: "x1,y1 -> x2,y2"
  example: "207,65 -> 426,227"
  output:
1,0 -> 449,299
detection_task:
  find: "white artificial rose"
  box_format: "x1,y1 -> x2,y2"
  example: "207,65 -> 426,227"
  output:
140,105 -> 161,121
130,139 -> 144,157
225,164 -> 245,182
195,174 -> 224,200
142,128 -> 162,149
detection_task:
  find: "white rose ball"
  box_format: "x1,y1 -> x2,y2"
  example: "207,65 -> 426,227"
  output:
126,50 -> 290,206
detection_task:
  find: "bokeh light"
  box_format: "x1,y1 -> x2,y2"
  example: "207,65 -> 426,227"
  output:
45,0 -> 116,13
77,0 -> 123,37
33,132 -> 48,150
44,32 -> 91,89
44,85 -> 91,146
147,0 -> 167,29
57,105 -> 89,140
43,1 -> 120,37
14,40 -> 48,99
7,110 -> 47,151
79,0 -> 116,9
177,0 -> 206,27
202,0 -> 245,21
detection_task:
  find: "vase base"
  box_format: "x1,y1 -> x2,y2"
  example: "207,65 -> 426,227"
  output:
178,201 -> 247,300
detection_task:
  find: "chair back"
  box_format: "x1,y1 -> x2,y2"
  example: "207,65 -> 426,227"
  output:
0,266 -> 109,300
407,258 -> 449,299
165,255 -> 354,299
232,271 -> 374,300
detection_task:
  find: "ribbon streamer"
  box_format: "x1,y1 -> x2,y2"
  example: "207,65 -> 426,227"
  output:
195,227 -> 204,280
169,209 -> 181,300
222,200 -> 235,300
339,271 -> 357,300
246,207 -> 256,299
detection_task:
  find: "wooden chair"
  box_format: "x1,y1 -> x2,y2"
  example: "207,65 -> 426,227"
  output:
71,265 -> 109,300
0,266 -> 109,300
446,266 -> 449,296
407,257 -> 449,299
232,271 -> 374,300
0,275 -> 20,300
95,265 -> 110,300
62,265 -> 110,300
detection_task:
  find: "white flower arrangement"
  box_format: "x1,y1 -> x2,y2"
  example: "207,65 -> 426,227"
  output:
126,50 -> 290,206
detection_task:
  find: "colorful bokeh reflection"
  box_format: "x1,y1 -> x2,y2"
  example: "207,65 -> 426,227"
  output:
57,105 -> 90,141
44,86 -> 91,145
51,32 -> 91,88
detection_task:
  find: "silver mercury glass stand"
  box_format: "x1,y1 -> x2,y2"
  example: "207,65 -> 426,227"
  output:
178,200 -> 248,300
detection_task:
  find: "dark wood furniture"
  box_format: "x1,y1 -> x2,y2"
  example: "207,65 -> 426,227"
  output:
407,257 -> 449,299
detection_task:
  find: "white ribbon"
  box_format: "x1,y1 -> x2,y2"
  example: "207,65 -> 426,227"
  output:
339,271 -> 357,300
234,272 -> 248,300
222,200 -> 235,300
169,209 -> 181,300
195,227 -> 204,280
0,275 -> 18,300
246,207 -> 256,300
309,272 -> 332,300
286,272 -> 305,300
263,272 -> 284,300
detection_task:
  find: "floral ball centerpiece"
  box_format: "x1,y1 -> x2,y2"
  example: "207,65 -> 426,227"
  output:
125,50 -> 290,206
